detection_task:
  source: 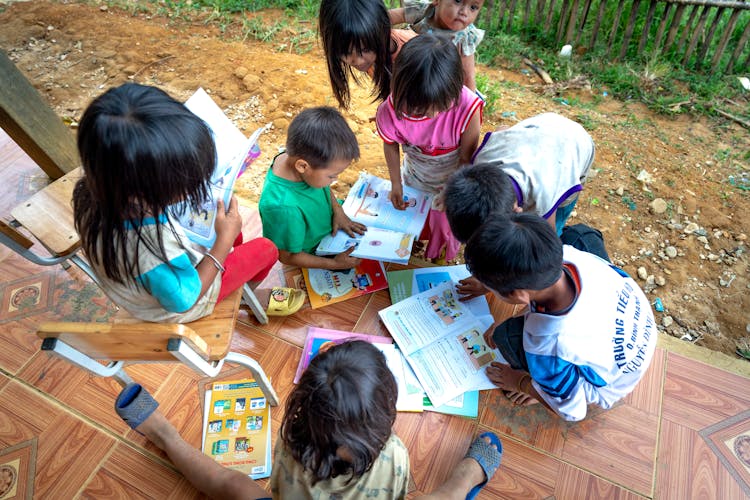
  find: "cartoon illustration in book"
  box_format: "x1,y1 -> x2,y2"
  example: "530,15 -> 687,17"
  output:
208,420 -> 223,433
213,399 -> 231,415
234,437 -> 250,453
429,289 -> 463,325
234,398 -> 246,413
458,329 -> 496,370
211,439 -> 230,455
351,273 -> 373,290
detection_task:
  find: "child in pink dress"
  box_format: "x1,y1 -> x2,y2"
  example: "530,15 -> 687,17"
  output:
376,33 -> 483,262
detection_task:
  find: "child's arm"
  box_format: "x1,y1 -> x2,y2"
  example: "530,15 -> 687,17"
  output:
279,248 -> 361,270
384,142 -> 407,210
330,190 -> 367,236
458,110 -> 482,165
389,7 -> 406,25
461,53 -> 477,91
196,197 -> 242,297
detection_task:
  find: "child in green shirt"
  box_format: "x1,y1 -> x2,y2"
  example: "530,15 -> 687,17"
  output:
259,107 -> 365,270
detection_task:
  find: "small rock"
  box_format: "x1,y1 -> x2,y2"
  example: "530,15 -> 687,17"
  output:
646,275 -> 655,285
100,4 -> 108,11
637,267 -> 648,280
242,74 -> 261,92
697,236 -> 709,245
649,198 -> 668,214
684,222 -> 700,234
663,316 -> 674,328
272,118 -> 289,130
234,66 -> 249,79
616,186 -> 624,196
707,253 -> 719,261
737,233 -> 747,242
655,276 -> 666,286
665,246 -> 678,258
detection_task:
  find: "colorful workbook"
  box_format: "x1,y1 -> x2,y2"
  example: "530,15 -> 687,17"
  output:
315,173 -> 433,264
302,259 -> 388,309
378,281 -> 501,407
171,88 -> 265,248
201,379 -> 272,479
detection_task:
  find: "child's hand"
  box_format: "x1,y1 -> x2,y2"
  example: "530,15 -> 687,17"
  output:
457,276 -> 489,301
483,324 -> 497,349
332,247 -> 361,269
214,197 -> 242,245
389,185 -> 407,210
332,209 -> 367,237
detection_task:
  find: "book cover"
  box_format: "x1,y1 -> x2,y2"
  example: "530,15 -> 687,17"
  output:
423,391 -> 479,418
374,343 -> 424,412
315,173 -> 432,264
302,259 -> 388,309
172,88 -> 265,248
201,379 -> 272,479
293,326 -> 393,384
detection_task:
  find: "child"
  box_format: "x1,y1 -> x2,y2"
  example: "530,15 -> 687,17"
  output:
319,0 -> 416,109
376,33 -> 483,263
73,83 -> 304,323
258,107 -> 366,270
464,213 -> 657,421
114,341 -> 503,499
389,0 -> 485,91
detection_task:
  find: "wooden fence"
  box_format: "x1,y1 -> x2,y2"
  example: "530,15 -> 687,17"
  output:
481,0 -> 750,74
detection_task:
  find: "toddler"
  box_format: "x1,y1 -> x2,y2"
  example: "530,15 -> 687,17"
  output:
73,83 -> 304,323
258,107 -> 366,270
376,33 -> 483,262
390,0 -> 485,91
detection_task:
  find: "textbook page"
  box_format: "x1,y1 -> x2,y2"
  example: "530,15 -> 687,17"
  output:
172,88 -> 265,247
342,173 -> 432,236
379,281 -> 499,407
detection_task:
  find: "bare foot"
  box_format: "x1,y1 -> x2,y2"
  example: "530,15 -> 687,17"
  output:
504,390 -> 539,406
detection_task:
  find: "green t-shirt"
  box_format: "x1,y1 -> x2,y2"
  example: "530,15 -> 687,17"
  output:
259,166 -> 333,254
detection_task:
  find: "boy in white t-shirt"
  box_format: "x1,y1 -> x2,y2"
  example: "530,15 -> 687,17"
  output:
464,213 -> 657,421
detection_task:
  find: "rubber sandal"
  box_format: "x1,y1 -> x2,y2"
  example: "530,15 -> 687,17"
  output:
115,383 -> 159,431
266,287 -> 306,316
465,431 -> 503,500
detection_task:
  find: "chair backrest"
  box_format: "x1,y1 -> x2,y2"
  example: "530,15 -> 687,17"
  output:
37,288 -> 243,362
11,167 -> 81,256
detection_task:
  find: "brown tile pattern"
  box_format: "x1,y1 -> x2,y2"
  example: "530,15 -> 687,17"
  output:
0,438 -> 37,500
1,132 -> 750,498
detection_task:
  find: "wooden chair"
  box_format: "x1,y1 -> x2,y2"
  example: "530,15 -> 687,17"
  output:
0,168 -> 279,405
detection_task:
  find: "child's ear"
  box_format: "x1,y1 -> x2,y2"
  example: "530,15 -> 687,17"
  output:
293,158 -> 310,174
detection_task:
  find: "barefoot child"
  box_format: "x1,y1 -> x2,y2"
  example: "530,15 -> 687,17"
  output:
73,83 -> 304,322
319,0 -> 416,109
376,33 -> 483,263
389,0 -> 485,91
114,341 -> 503,499
464,213 -> 657,421
258,107 -> 366,271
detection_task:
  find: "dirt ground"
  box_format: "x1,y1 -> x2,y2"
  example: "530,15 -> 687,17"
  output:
1,1 -> 748,359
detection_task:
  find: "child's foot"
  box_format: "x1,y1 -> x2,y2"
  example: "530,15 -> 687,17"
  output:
465,432 -> 503,499
115,384 -> 178,450
504,390 -> 539,407
255,287 -> 306,316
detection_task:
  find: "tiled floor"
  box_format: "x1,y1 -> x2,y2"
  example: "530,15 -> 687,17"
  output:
1,128 -> 750,499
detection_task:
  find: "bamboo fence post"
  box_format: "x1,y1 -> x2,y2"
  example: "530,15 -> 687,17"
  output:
522,0 -> 533,29
653,2 -> 674,55
675,5 -> 701,55
663,3 -> 686,54
484,0 -> 495,30
697,7 -> 725,67
683,5 -> 711,65
497,0 -> 508,30
544,0 -> 556,32
506,0 -> 520,31
556,0 -> 571,44
728,19 -> 750,72
638,0 -> 659,55
607,1 -> 627,58
710,8 -> 742,73
589,0 -> 609,51
574,0 -> 594,47
537,0 -> 548,28
565,0 -> 582,45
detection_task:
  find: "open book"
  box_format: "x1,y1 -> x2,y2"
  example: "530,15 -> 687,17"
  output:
302,259 -> 388,309
378,281 -> 502,407
201,379 -> 272,479
171,88 -> 266,247
315,173 -> 432,264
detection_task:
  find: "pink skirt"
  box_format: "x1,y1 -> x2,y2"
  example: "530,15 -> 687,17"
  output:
422,209 -> 461,261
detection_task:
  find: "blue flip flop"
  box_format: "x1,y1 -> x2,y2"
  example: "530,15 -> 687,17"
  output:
465,431 -> 503,500
115,383 -> 159,430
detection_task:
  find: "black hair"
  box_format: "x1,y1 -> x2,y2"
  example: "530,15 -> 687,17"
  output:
465,213 -> 563,295
286,106 -> 360,168
392,33 -> 463,118
319,0 -> 393,109
73,83 -> 215,284
280,340 -> 397,485
445,163 -> 517,243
